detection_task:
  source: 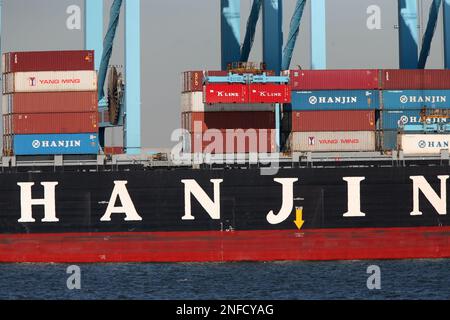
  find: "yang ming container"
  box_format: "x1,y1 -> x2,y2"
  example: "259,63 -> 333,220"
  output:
184,111 -> 274,133
181,92 -> 274,113
3,92 -> 98,114
3,71 -> 97,93
382,90 -> 450,110
288,131 -> 376,152
2,51 -> 94,73
284,69 -> 380,90
288,90 -> 380,111
382,70 -> 450,89
10,112 -> 98,134
8,133 -> 99,155
289,110 -> 376,132
399,134 -> 450,155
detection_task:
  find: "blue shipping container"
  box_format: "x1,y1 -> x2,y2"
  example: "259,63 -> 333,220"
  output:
382,130 -> 398,150
287,90 -> 380,111
382,90 -> 450,110
13,133 -> 99,155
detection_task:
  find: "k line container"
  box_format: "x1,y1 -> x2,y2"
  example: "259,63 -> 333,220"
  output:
204,84 -> 248,104
288,90 -> 380,111
184,111 -> 275,133
289,110 -> 376,132
2,51 -> 94,73
2,92 -> 98,114
399,134 -> 450,155
284,69 -> 380,90
3,71 -> 97,93
185,129 -> 276,154
382,90 -> 450,110
181,92 -> 274,113
288,131 -> 376,152
10,112 -> 98,134
8,133 -> 99,155
382,70 -> 450,89
248,84 -> 291,103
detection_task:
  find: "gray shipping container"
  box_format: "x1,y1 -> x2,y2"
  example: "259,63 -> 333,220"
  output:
288,131 -> 376,152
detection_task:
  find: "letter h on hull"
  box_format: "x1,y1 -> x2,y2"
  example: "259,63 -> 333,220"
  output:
17,182 -> 59,223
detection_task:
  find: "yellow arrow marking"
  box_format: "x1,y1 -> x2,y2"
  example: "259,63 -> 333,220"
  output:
294,207 -> 305,230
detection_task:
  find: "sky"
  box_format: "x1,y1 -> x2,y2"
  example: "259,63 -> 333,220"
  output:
1,0 -> 447,148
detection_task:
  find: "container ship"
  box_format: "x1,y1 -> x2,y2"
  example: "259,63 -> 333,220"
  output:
0,49 -> 449,263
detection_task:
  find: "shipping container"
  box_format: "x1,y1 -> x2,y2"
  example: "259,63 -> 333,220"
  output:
181,92 -> 274,113
289,110 -> 376,132
182,71 -> 204,93
399,134 -> 450,155
382,90 -> 450,110
184,111 -> 275,133
104,147 -> 124,155
204,84 -> 248,104
287,131 -> 376,152
248,84 -> 291,103
284,69 -> 380,90
10,112 -> 98,134
381,109 -> 448,130
2,51 -> 94,74
8,133 -> 99,155
3,71 -> 97,93
2,91 -> 98,114
381,130 -> 398,150
382,69 -> 450,90
185,129 -> 276,154
287,90 -> 380,111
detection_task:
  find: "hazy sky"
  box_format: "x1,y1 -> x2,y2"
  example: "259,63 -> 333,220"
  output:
1,0 -> 447,148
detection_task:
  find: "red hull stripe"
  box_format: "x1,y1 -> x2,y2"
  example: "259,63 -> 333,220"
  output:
1,227 -> 450,263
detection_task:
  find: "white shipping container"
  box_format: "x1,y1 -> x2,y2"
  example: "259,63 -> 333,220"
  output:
288,131 -> 376,152
3,71 -> 97,93
181,92 -> 274,113
399,134 -> 450,155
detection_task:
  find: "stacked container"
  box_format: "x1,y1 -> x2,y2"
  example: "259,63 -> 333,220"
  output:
2,51 -> 99,155
181,70 -> 276,154
283,70 -> 380,152
380,70 -> 450,151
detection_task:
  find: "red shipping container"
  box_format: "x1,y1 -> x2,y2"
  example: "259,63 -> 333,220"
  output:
104,147 -> 124,155
290,110 -> 376,132
382,69 -> 450,89
248,84 -> 291,103
186,111 -> 275,133
189,129 -> 276,154
11,112 -> 98,134
205,70 -> 229,77
204,84 -> 248,104
286,69 -> 380,90
182,71 -> 204,92
4,92 -> 98,114
3,51 -> 94,73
